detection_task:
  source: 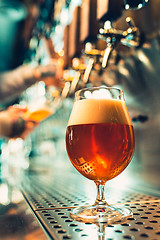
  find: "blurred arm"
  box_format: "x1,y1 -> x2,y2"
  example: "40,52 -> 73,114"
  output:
0,61 -> 63,104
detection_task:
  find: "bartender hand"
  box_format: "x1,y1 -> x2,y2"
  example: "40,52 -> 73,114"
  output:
33,60 -> 64,89
0,106 -> 38,139
0,60 -> 64,104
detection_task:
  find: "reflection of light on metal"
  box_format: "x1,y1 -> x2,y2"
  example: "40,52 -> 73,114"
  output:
63,71 -> 70,81
57,58 -> 64,68
104,20 -> 112,30
37,81 -> 46,96
125,4 -> 130,10
29,37 -> 38,50
0,184 -> 9,205
137,51 -> 153,72
63,69 -> 76,81
119,66 -> 130,77
138,4 -> 143,9
61,82 -> 70,98
60,7 -> 69,25
72,58 -> 80,69
58,50 -> 64,57
121,17 -> 140,47
51,89 -> 60,98
102,47 -> 113,68
55,41 -> 64,53
85,42 -> 92,52
83,58 -> 94,83
55,25 -> 63,34
138,52 -> 154,71
99,17 -> 140,50
127,28 -> 132,34
70,71 -> 81,93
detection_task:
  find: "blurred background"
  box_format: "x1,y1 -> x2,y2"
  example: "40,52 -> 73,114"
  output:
0,0 -> 160,188
0,0 -> 160,239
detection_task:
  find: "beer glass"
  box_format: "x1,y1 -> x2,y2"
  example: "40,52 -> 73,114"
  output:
66,86 -> 135,223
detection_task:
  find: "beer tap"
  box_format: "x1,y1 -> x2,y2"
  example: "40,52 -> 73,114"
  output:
77,16 -> 140,85
81,42 -> 105,84
69,58 -> 86,94
77,16 -> 140,87
61,58 -> 85,98
61,48 -> 102,97
98,17 -> 140,68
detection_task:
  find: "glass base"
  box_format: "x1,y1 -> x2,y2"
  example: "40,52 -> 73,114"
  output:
70,204 -> 132,224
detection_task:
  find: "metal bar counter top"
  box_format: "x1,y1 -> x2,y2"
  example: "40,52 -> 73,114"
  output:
0,161 -> 160,240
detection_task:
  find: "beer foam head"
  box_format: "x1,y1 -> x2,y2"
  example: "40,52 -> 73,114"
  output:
68,98 -> 132,126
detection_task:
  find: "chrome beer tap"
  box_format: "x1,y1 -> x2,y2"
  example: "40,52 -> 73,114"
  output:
80,17 -> 140,85
98,17 -> 140,68
81,42 -> 105,84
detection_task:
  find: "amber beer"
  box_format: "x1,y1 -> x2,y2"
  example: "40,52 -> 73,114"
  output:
25,109 -> 52,122
66,98 -> 135,182
24,108 -> 52,122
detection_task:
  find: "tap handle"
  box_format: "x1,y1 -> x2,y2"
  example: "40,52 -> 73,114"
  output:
98,17 -> 140,48
121,17 -> 140,47
98,27 -> 124,44
126,16 -> 135,28
83,42 -> 104,61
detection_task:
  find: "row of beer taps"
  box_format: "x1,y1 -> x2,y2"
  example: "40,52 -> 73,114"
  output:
60,16 -> 141,100
26,0 -> 150,107
25,0 -> 151,110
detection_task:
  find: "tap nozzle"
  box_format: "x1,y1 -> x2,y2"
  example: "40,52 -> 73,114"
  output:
98,18 -> 140,47
121,17 -> 140,47
98,17 -> 140,68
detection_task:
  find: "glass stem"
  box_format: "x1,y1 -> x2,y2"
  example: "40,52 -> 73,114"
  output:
97,223 -> 106,240
94,181 -> 108,206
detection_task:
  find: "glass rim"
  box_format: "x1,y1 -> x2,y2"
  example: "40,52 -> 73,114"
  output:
75,86 -> 124,101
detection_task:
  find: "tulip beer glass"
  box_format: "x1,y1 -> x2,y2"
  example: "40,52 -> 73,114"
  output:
66,86 -> 135,223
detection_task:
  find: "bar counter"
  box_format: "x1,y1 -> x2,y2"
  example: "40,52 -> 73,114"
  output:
0,155 -> 160,240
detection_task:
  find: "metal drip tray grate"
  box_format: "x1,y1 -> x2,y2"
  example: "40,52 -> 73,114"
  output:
20,173 -> 160,240
36,204 -> 160,240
